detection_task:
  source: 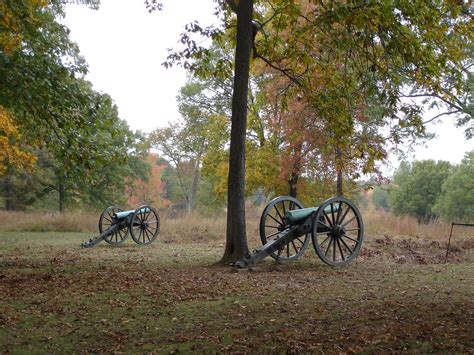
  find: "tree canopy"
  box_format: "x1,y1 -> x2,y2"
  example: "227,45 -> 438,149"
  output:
434,151 -> 474,222
147,0 -> 473,262
389,160 -> 453,221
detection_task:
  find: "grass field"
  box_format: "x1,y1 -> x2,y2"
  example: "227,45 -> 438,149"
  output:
1,216 -> 473,353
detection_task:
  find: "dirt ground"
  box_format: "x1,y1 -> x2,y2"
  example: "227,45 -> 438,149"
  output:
0,231 -> 473,353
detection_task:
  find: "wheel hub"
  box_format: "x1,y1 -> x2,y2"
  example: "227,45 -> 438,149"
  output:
331,225 -> 346,239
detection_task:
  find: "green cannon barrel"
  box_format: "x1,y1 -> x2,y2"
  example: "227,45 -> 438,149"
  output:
113,207 -> 150,221
285,204 -> 340,224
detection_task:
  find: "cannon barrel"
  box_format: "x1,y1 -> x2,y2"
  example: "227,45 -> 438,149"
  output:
113,207 -> 150,221
285,204 -> 340,224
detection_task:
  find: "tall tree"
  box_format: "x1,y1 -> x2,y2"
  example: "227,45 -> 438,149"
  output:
389,160 -> 452,221
150,79 -> 228,213
433,151 -> 474,222
126,152 -> 167,208
0,0 -> 124,184
148,0 -> 472,263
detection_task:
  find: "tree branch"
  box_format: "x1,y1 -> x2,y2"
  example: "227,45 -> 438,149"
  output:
226,0 -> 238,13
423,110 -> 461,125
252,49 -> 304,88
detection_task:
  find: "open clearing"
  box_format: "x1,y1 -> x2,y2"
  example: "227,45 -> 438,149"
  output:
1,231 -> 473,353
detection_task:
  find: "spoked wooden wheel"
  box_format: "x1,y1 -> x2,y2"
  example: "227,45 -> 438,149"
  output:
260,196 -> 310,261
99,206 -> 129,245
311,197 -> 364,267
130,205 -> 160,245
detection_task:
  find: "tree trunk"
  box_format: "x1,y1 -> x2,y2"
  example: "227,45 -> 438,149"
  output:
288,172 -> 298,198
58,173 -> 65,213
220,0 -> 253,264
187,160 -> 200,213
336,146 -> 343,197
336,169 -> 343,197
4,171 -> 14,211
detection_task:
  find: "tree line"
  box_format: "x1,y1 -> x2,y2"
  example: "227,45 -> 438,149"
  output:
1,1 -> 472,262
372,151 -> 474,223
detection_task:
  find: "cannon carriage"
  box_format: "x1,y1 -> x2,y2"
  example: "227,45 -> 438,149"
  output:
81,205 -> 160,248
236,195 -> 364,268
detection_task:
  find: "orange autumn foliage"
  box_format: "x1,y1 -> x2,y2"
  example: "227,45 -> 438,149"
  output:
0,106 -> 36,175
126,153 -> 169,208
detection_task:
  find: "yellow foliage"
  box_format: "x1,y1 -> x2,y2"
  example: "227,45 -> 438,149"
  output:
0,0 -> 48,54
0,107 -> 36,175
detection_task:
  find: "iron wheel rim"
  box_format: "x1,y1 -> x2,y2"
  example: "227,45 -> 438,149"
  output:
259,196 -> 310,261
311,197 -> 364,267
130,205 -> 160,245
99,205 -> 129,245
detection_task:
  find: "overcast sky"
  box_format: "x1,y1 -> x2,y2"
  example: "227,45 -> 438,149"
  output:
64,0 -> 473,172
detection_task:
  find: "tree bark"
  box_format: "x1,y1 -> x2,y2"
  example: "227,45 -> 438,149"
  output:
4,171 -> 14,211
220,0 -> 253,264
288,144 -> 302,198
58,173 -> 65,213
187,159 -> 200,213
336,146 -> 343,197
288,172 -> 298,198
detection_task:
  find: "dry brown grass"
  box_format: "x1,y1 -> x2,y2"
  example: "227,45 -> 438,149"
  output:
364,207 -> 473,239
0,210 -> 98,232
0,206 -> 472,243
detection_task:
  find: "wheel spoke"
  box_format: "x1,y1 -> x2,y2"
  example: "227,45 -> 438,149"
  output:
342,235 -> 359,244
273,206 -> 284,224
295,237 -> 304,245
323,211 -> 334,228
319,235 -> 331,248
336,238 -> 345,261
330,203 -> 336,226
325,237 -> 332,256
144,227 -> 152,238
342,215 -> 357,227
291,241 -> 299,254
332,237 -> 336,261
265,225 -> 279,229
335,202 -> 342,225
265,230 -> 282,240
144,209 -> 151,221
338,205 -> 351,225
145,226 -> 155,238
345,228 -> 360,232
267,213 -> 283,226
340,237 -> 354,254
143,227 -> 150,240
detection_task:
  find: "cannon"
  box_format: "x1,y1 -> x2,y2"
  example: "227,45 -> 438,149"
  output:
81,205 -> 160,248
236,196 -> 363,268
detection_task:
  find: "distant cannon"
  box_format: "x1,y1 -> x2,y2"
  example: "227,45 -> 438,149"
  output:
235,196 -> 364,268
81,205 -> 160,248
